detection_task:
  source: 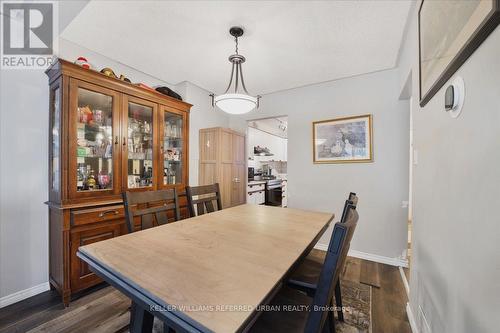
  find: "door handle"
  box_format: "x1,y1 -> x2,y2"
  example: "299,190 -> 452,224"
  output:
114,136 -> 118,145
122,137 -> 126,146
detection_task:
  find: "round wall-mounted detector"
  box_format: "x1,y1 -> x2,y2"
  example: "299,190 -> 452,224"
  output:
445,76 -> 465,118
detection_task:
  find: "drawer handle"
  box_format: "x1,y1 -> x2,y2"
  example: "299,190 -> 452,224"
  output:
99,210 -> 119,217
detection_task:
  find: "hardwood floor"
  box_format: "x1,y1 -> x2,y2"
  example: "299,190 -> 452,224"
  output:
0,253 -> 411,333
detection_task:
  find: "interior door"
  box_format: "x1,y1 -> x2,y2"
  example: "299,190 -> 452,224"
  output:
232,133 -> 246,206
68,79 -> 121,199
199,129 -> 218,186
122,95 -> 158,191
219,130 -> 233,208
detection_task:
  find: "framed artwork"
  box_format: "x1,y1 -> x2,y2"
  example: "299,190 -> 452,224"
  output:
313,114 -> 373,164
419,0 -> 500,107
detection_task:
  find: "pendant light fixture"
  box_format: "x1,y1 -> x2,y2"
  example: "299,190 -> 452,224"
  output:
210,26 -> 261,115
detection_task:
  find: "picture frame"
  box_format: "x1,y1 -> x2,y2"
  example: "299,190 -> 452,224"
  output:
313,114 -> 373,164
419,0 -> 500,107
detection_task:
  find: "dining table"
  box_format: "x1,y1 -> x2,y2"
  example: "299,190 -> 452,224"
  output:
77,204 -> 334,333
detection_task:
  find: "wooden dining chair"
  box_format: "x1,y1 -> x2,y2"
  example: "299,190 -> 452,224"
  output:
249,208 -> 359,333
185,183 -> 222,217
288,195 -> 358,324
122,189 -> 180,233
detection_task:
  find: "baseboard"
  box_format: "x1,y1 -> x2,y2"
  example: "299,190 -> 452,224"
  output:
314,244 -> 409,267
399,266 -> 410,296
406,302 -> 419,333
0,282 -> 50,308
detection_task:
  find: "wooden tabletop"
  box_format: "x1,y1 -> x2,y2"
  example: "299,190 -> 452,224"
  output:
78,204 -> 333,333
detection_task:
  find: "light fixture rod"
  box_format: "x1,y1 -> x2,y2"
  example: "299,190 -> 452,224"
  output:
234,62 -> 240,93
239,63 -> 249,94
224,63 -> 235,94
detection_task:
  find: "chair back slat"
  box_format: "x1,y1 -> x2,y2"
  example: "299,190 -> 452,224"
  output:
123,189 -> 180,233
186,183 -> 222,217
340,192 -> 358,223
196,202 -> 206,216
191,196 -> 219,205
305,206 -> 359,333
141,213 -> 154,230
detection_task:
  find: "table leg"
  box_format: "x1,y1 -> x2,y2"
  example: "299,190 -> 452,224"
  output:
130,301 -> 154,333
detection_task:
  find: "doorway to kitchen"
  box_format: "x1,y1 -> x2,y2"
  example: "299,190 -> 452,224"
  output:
246,116 -> 288,207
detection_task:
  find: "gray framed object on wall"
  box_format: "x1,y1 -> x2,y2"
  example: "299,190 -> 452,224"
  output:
419,0 -> 500,107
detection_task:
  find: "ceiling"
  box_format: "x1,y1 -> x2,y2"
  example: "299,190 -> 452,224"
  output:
62,1 -> 413,95
249,117 -> 288,139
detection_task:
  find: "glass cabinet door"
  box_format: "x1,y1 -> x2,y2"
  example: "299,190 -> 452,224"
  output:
49,81 -> 61,201
124,97 -> 157,190
70,79 -> 120,198
161,108 -> 185,186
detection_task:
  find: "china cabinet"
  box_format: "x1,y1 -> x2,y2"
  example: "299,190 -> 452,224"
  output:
45,58 -> 191,305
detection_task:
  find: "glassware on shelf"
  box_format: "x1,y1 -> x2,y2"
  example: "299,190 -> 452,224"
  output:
87,168 -> 97,190
162,113 -> 183,186
75,88 -> 114,192
127,102 -> 153,188
98,170 -> 110,188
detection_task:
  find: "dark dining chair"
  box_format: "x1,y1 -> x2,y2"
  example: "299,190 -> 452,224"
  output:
340,192 -> 357,224
122,189 -> 180,233
185,183 -> 222,217
288,194 -> 358,324
249,207 -> 359,333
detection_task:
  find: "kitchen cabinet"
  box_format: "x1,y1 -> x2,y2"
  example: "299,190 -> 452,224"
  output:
282,180 -> 288,207
46,58 -> 191,305
199,127 -> 246,208
247,190 -> 265,205
247,181 -> 266,205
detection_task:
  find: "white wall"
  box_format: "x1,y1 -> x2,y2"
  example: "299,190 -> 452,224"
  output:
248,127 -> 287,164
0,1 -> 89,304
231,68 -> 410,260
398,5 -> 500,333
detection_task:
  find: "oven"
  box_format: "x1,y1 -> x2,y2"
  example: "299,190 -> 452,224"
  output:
265,180 -> 283,206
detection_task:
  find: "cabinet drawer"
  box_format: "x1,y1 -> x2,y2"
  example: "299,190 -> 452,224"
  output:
247,183 -> 265,192
71,205 -> 124,226
248,190 -> 265,205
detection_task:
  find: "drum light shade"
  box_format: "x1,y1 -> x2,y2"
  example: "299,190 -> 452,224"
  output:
214,93 -> 258,115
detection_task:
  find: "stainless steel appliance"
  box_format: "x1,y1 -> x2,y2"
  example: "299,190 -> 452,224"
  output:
265,179 -> 283,206
248,167 -> 254,181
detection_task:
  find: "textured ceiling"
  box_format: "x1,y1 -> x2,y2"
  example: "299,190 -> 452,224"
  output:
61,0 -> 412,95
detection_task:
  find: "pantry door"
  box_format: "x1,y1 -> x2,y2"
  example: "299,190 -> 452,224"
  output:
68,78 -> 122,199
